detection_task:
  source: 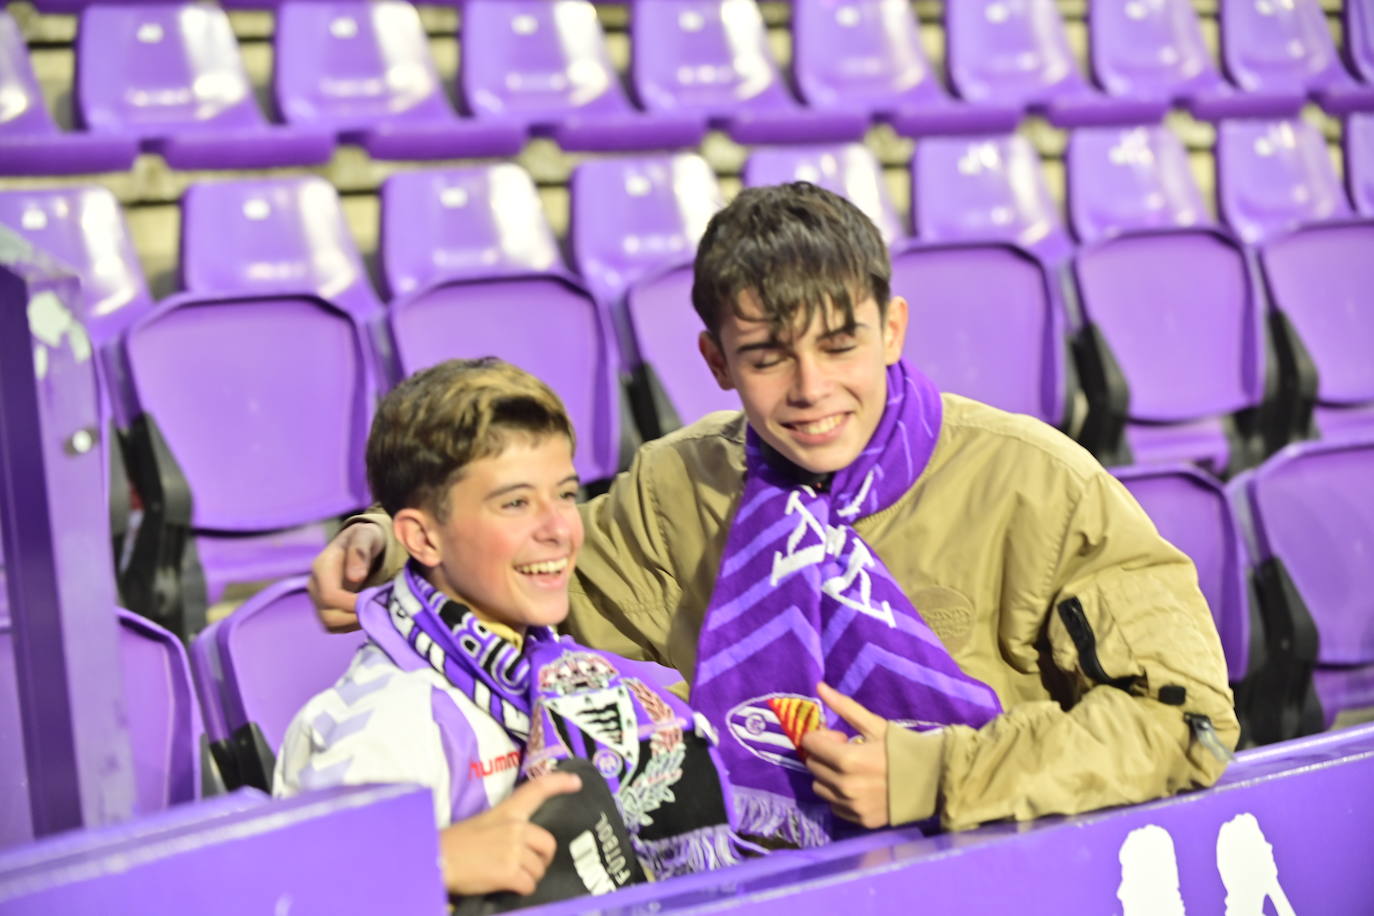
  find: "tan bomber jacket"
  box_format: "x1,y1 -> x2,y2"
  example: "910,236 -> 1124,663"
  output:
361,394 -> 1239,832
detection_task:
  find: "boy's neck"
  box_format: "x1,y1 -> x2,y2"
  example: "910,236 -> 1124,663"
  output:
418,567 -> 526,650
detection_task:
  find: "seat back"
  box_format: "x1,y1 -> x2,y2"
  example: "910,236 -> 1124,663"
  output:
1348,112 -> 1374,217
76,4 -> 262,133
122,293 -> 373,531
1259,220 -> 1374,423
1244,439 -> 1374,666
630,0 -> 792,115
1216,117 -> 1352,244
0,187 -> 151,345
1089,0 -> 1218,99
380,165 -> 561,300
1112,464 -> 1250,681
1220,0 -> 1353,94
912,133 -> 1071,260
179,177 -> 381,319
791,0 -> 935,111
0,12 -> 60,136
1349,1 -> 1374,84
193,576 -> 368,752
274,0 -> 450,130
389,274 -> 622,483
569,153 -> 722,307
945,0 -> 1082,106
1074,228 -> 1263,461
742,144 -> 903,244
1067,125 -> 1209,244
461,0 -> 627,123
890,242 -> 1066,427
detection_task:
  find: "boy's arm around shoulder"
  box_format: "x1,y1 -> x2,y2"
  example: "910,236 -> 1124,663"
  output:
891,459 -> 1239,832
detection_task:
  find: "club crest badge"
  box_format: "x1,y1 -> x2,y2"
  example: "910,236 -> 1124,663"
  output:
727,693 -> 824,772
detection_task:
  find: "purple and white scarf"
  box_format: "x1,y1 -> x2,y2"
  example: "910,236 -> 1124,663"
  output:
690,361 -> 1003,846
374,564 -> 748,878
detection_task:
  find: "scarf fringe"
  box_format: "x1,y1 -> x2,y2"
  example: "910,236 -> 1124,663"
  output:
731,788 -> 831,849
634,824 -> 752,880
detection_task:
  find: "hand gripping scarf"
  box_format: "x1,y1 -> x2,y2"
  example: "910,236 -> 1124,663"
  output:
370,563 -> 750,878
690,361 -> 1004,846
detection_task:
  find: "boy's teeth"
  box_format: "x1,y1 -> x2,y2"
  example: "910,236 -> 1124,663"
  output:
516,558 -> 568,575
796,415 -> 842,435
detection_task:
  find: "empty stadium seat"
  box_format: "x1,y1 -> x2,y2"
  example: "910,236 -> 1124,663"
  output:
911,133 -> 1074,264
1066,125 -> 1210,245
1236,438 -> 1374,729
742,144 -> 904,245
890,240 -> 1070,429
1219,0 -> 1374,115
117,289 -> 374,637
0,12 -> 138,175
74,4 -> 335,169
1071,227 -> 1265,473
1087,0 -> 1303,120
273,0 -> 524,160
378,164 -> 562,300
460,0 -> 704,151
1258,219 -> 1374,443
1348,112 -> 1374,217
190,576 -> 368,791
944,0 -> 1166,127
630,0 -> 868,144
1349,0 -> 1374,85
790,0 -> 1019,137
1216,117 -> 1353,245
1,608 -> 205,847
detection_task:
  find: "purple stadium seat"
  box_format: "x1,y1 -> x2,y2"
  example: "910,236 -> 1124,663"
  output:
944,0 -> 1168,127
190,576 -> 367,790
890,241 -> 1068,429
1349,113 -> 1374,217
273,0 -> 524,160
1087,0 -> 1304,120
0,12 -> 138,175
623,261 -> 738,437
1072,227 -> 1265,473
379,164 -> 562,301
118,290 -> 373,632
568,153 -> 722,310
742,144 -> 904,245
1,608 -> 203,848
1216,117 -> 1353,245
1220,0 -> 1374,115
911,133 -> 1074,264
1111,464 -> 1251,682
1350,0 -> 1374,84
1238,438 -> 1374,727
389,273 -> 625,484
178,177 -> 382,321
1258,219 -> 1374,443
74,4 -> 335,169
1066,125 -> 1210,244
790,0 -> 1020,137
460,0 -> 705,151
630,0 -> 869,144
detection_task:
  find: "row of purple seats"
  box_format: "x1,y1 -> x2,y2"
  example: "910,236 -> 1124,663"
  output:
8,0 -> 1374,177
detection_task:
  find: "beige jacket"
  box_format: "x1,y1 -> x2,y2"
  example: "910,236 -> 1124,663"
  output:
363,394 -> 1238,832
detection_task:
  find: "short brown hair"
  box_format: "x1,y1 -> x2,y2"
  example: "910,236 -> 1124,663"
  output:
691,182 -> 891,341
366,358 -> 575,519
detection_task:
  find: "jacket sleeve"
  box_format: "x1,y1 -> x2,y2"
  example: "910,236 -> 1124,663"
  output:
347,507 -> 410,587
905,469 -> 1240,831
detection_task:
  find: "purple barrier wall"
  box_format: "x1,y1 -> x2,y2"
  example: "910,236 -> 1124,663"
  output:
0,228 -> 134,839
0,784 -> 447,915
527,723 -> 1374,915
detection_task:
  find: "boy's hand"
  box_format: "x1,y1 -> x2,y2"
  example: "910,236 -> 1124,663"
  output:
308,521 -> 386,632
438,771 -> 583,896
801,682 -> 890,829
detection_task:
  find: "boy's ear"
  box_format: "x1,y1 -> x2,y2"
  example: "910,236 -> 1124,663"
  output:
394,508 -> 442,568
698,331 -> 734,390
882,296 -> 910,365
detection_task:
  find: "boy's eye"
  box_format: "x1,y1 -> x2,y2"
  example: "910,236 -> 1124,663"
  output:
560,489 -> 580,502
502,497 -> 529,510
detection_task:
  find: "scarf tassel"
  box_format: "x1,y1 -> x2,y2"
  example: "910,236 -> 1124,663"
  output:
634,824 -> 756,880
730,788 -> 832,850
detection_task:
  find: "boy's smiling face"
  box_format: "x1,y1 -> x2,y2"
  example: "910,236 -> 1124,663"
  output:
396,433 -> 583,635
